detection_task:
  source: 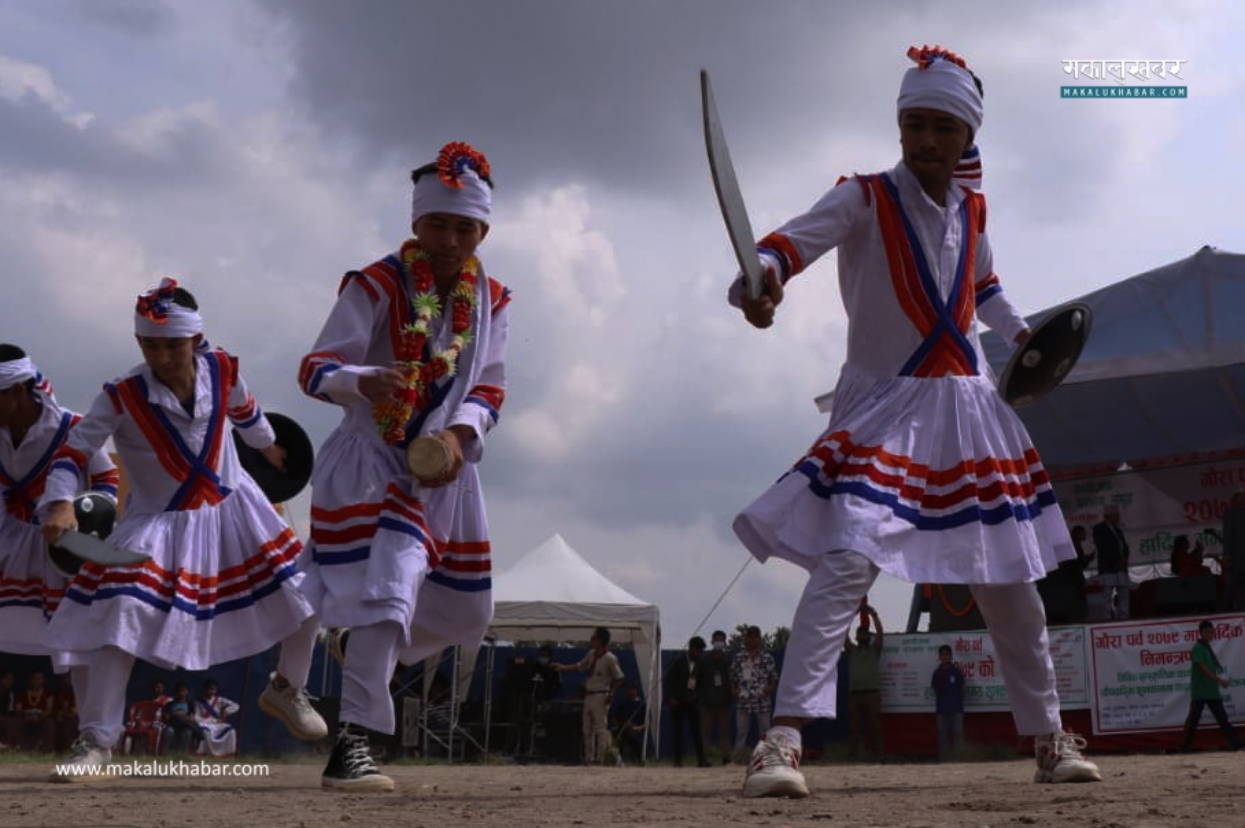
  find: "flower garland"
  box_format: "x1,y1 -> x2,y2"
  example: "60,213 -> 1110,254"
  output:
373,240 -> 479,445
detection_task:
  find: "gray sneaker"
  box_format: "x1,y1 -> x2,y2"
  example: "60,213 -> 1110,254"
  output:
1034,731 -> 1102,783
259,674 -> 329,742
741,731 -> 809,798
49,732 -> 113,783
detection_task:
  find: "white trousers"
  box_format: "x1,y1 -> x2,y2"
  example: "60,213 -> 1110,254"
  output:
773,550 -> 1062,737
276,616 -> 320,689
340,621 -> 404,734
73,647 -> 137,748
72,618 -> 319,750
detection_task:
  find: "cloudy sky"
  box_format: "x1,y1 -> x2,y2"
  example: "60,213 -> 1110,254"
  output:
3,0 -> 1241,647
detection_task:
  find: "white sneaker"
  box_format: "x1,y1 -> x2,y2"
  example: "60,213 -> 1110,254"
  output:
1034,731 -> 1102,783
49,732 -> 113,783
742,731 -> 809,798
259,674 -> 330,742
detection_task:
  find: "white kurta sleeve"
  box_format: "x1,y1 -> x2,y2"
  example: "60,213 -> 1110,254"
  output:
447,301 -> 509,464
85,448 -> 120,500
298,276 -> 391,406
41,388 -> 124,505
972,233 -> 1028,343
227,365 -> 277,449
727,177 -> 869,307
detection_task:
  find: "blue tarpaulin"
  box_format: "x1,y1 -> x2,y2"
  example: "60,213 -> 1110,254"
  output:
981,246 -> 1245,470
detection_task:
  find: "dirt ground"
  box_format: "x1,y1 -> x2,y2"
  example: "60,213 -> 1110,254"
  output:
0,751 -> 1242,828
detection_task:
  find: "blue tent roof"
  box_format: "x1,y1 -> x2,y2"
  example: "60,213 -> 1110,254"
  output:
981,246 -> 1245,470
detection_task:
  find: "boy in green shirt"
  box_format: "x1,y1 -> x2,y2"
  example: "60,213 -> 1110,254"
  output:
1181,620 -> 1243,752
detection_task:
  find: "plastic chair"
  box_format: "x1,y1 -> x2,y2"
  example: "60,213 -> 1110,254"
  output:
122,700 -> 166,755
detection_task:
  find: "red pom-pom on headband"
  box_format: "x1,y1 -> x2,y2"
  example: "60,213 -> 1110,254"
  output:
134,276 -> 203,338
135,276 -> 180,323
437,142 -> 491,190
413,142 -> 493,225
898,43 -> 982,134
907,44 -> 968,72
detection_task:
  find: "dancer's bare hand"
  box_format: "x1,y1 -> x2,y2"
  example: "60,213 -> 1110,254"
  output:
741,267 -> 784,329
41,501 -> 77,545
260,443 -> 287,471
358,368 -> 407,403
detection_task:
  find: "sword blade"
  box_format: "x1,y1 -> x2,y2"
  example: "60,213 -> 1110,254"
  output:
701,69 -> 765,300
53,530 -> 150,567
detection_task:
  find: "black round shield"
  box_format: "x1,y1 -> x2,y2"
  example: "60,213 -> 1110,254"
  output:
47,492 -> 118,576
74,492 -> 117,539
998,303 -> 1092,409
233,411 -> 315,503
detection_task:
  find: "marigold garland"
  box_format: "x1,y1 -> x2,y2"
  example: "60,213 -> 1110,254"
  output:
372,239 -> 479,445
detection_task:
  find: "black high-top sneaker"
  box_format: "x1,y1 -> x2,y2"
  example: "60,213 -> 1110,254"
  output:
321,722 -> 394,792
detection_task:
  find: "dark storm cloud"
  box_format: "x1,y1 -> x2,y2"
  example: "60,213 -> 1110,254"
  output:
0,93 -> 230,192
65,0 -> 175,37
256,0 -> 903,193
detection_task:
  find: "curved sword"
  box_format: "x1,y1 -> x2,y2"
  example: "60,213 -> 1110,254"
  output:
701,69 -> 765,300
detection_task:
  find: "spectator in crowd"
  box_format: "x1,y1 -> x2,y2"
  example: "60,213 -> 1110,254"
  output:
730,625 -> 779,762
1041,525 -> 1095,623
1092,504 -> 1131,619
1171,534 -> 1213,579
699,629 -> 734,764
138,677 -> 173,754
533,645 -> 562,702
501,653 -> 539,755
14,670 -> 56,752
930,644 -> 965,760
150,678 -> 172,708
552,627 -> 624,764
193,678 -> 240,756
610,681 -> 648,766
1181,620 -> 1243,752
501,647 -> 560,756
162,682 -> 201,754
0,669 -> 17,748
665,636 -> 710,767
1223,492 -> 1245,611
844,606 -> 885,759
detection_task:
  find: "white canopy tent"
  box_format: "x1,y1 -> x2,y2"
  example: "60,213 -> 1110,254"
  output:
482,533 -> 663,757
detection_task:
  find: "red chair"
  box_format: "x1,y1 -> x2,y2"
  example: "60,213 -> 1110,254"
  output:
122,700 -> 166,755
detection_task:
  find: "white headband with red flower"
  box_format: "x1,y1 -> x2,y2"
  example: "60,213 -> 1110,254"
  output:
135,277 -> 203,339
411,142 -> 492,227
897,44 -> 983,135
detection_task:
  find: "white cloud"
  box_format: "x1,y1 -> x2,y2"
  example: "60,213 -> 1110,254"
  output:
0,54 -> 91,127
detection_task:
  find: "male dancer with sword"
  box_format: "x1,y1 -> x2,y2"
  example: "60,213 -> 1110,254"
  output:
705,45 -> 1101,798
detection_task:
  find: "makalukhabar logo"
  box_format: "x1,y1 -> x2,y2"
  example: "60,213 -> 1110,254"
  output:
1061,59 -> 1187,98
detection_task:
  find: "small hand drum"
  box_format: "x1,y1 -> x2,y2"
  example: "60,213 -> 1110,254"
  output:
406,435 -> 451,483
233,412 -> 315,503
998,302 -> 1093,409
47,492 -> 118,576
